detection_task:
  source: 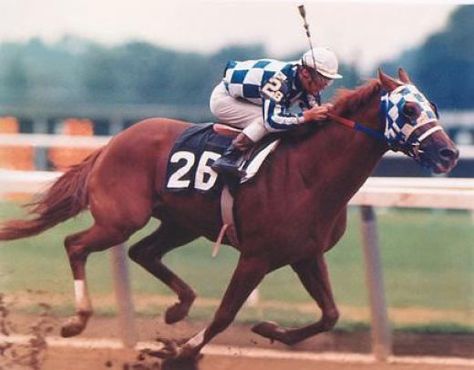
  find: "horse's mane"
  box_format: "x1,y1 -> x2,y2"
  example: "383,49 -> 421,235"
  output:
331,79 -> 382,117
287,79 -> 383,141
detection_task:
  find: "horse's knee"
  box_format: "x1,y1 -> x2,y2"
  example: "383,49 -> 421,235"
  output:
322,308 -> 340,330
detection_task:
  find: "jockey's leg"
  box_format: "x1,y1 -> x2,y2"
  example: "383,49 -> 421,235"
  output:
128,223 -> 198,324
252,254 -> 339,345
211,119 -> 268,178
210,82 -> 268,177
211,132 -> 255,177
156,255 -> 269,359
210,82 -> 262,129
62,224 -> 132,337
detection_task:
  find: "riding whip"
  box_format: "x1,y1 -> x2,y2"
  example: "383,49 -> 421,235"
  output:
297,4 -> 318,72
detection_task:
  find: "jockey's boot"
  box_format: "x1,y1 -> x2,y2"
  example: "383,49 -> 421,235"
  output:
211,133 -> 254,178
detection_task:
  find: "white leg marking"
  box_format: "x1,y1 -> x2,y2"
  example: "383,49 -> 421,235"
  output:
74,280 -> 91,311
185,329 -> 206,348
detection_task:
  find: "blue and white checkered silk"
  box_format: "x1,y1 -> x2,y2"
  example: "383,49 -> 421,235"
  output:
223,59 -> 319,131
381,84 -> 438,147
224,60 -> 296,104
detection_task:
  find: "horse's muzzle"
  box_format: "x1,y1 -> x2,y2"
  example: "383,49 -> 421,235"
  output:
418,126 -> 459,174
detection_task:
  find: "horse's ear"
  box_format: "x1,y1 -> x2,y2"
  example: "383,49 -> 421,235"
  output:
378,68 -> 400,92
398,67 -> 412,84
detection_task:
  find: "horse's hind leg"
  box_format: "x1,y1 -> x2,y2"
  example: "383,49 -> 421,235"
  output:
128,223 -> 198,324
61,223 -> 135,337
252,254 -> 339,345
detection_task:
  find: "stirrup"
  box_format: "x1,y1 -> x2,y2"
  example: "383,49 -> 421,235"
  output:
212,159 -> 246,178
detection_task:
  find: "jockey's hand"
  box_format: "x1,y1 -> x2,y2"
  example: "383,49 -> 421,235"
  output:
303,103 -> 334,123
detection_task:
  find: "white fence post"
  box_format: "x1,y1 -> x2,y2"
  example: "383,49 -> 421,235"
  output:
359,206 -> 392,361
109,244 -> 138,348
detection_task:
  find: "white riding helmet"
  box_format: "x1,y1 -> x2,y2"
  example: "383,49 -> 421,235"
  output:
300,47 -> 343,79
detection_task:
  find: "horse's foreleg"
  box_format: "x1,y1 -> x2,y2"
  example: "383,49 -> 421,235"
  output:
128,223 -> 198,324
61,225 -> 129,337
158,255 -> 268,359
252,254 -> 339,345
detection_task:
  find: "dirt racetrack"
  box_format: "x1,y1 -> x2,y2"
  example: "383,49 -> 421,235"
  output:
40,346 -> 472,370
1,314 -> 473,370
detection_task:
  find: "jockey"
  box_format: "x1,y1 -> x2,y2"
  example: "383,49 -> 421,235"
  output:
210,46 -> 343,177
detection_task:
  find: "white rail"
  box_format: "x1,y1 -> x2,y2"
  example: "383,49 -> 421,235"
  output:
353,177 -> 474,210
0,133 -> 110,148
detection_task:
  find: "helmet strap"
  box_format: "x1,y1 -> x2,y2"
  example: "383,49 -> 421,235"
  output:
306,66 -> 320,83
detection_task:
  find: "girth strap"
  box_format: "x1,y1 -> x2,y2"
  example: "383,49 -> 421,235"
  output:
212,185 -> 239,257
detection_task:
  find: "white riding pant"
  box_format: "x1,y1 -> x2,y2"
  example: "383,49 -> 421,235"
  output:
209,81 -> 268,143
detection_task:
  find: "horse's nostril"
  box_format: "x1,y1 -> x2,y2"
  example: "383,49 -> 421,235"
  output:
439,147 -> 459,161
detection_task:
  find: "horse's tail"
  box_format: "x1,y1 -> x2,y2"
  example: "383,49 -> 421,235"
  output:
0,149 -> 103,241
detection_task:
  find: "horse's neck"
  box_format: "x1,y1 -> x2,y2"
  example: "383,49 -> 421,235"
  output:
297,94 -> 386,209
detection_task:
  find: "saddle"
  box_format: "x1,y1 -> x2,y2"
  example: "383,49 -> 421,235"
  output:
165,123 -> 280,195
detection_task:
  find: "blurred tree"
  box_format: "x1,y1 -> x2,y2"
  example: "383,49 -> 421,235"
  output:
3,53 -> 29,101
382,5 -> 473,109
82,45 -> 118,101
415,5 -> 474,109
0,38 -> 360,107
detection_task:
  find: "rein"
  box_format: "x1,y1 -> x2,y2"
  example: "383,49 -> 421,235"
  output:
327,112 -> 385,142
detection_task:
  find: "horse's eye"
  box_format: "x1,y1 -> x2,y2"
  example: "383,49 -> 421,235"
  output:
402,104 -> 419,118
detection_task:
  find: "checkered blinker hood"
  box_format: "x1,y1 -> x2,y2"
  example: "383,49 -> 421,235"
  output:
380,84 -> 441,158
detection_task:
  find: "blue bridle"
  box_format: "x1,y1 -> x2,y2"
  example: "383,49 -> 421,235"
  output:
336,84 -> 442,162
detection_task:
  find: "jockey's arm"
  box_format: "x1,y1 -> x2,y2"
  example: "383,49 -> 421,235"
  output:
303,104 -> 333,123
263,99 -> 333,131
262,98 -> 305,131
261,71 -> 331,130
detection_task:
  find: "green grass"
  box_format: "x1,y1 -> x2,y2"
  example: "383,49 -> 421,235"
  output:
0,202 -> 473,329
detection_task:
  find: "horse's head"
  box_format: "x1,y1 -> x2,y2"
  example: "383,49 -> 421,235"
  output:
378,68 -> 459,174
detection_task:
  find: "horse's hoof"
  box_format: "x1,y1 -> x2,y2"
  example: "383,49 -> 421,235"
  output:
60,312 -> 90,337
252,321 -> 281,337
61,317 -> 85,337
147,338 -> 201,360
145,346 -> 178,359
252,321 -> 294,344
164,302 -> 191,324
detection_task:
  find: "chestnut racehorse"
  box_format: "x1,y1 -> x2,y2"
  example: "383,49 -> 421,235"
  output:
0,69 -> 458,358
